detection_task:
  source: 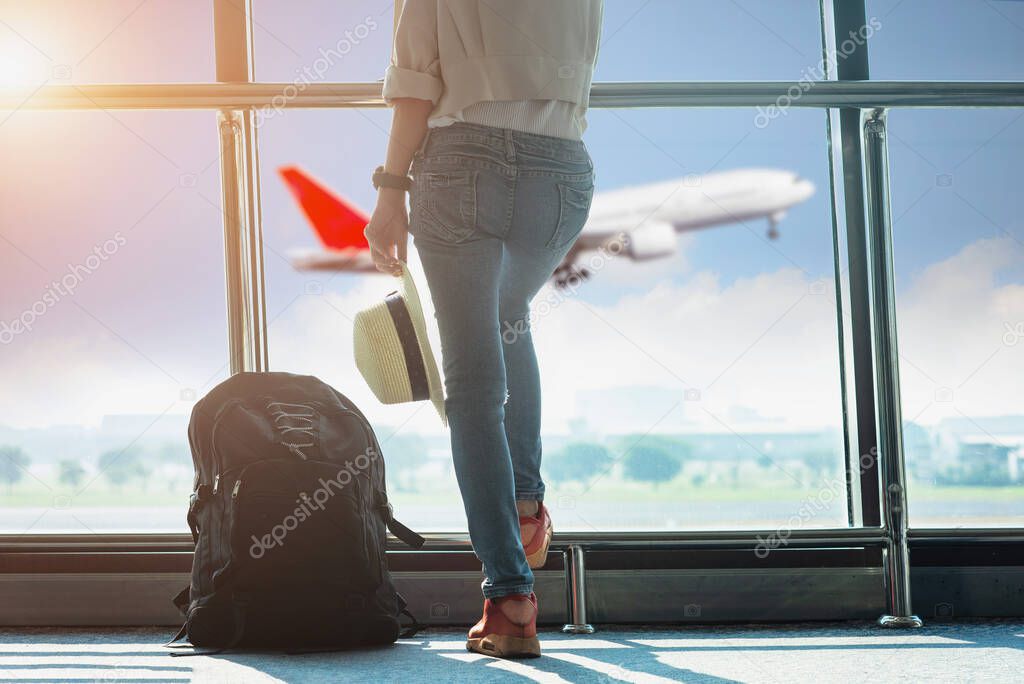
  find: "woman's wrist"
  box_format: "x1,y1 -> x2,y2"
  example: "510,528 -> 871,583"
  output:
377,187 -> 407,206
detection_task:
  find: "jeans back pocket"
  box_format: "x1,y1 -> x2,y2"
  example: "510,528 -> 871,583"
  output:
546,182 -> 594,250
412,169 -> 478,244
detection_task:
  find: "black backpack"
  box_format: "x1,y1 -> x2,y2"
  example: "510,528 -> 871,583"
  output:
167,372 -> 424,653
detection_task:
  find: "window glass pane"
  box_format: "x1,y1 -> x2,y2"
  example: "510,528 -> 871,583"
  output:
259,106 -> 848,531
0,110 -> 226,533
866,0 -> 1024,80
252,0 -> 393,82
252,0 -> 825,83
0,0 -> 213,85
888,109 -> 1024,526
596,0 -> 824,81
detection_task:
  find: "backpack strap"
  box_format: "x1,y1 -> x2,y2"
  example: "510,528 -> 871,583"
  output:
167,597 -> 249,657
387,516 -> 425,549
163,586 -> 193,649
398,607 -> 423,639
380,500 -> 425,549
172,585 -> 191,615
396,593 -> 424,639
164,622 -> 190,648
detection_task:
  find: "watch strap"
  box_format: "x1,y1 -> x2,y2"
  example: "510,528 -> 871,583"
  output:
373,165 -> 412,192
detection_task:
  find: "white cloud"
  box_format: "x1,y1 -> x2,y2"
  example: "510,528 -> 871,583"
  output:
269,257 -> 845,435
0,334 -> 189,428
531,266 -> 844,433
896,236 -> 1024,423
3,237 -> 1020,437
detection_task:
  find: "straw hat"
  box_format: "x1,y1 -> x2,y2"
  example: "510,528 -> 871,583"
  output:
353,262 -> 446,424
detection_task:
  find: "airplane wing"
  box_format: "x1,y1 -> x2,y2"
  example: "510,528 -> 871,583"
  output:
286,248 -> 378,273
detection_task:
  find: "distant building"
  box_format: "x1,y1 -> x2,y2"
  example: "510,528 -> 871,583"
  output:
930,416 -> 1024,486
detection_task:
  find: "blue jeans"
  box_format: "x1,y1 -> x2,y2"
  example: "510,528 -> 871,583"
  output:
409,122 -> 594,599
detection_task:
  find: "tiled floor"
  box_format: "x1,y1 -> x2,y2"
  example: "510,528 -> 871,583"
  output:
2,621 -> 1022,682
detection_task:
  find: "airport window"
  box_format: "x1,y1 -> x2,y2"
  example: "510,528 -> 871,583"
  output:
0,111 -> 228,533
594,0 -> 826,81
2,0 -> 1024,644
251,0 -> 393,83
251,1 -> 827,84
260,104 -> 848,531
0,0 -> 214,84
886,109 -> 1024,526
0,0 -> 1019,555
866,0 -> 1024,80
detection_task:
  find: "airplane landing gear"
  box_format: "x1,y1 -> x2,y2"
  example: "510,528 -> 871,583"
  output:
767,216 -> 781,240
554,264 -> 591,289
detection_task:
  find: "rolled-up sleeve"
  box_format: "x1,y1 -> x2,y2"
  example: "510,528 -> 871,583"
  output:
383,0 -> 443,105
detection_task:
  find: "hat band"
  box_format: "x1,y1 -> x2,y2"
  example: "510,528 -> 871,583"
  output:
385,291 -> 430,402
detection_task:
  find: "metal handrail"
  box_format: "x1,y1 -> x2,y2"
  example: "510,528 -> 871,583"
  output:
3,80 -> 1024,111
1,527 -> 986,553
863,109 -> 921,628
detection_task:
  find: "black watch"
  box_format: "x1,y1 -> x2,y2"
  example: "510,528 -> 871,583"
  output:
372,165 -> 412,192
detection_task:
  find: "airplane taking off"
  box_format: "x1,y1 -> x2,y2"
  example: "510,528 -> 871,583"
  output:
279,165 -> 815,287
278,167 -> 377,273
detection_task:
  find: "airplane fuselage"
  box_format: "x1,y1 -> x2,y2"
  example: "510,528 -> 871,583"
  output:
584,169 -> 815,238
281,165 -> 816,280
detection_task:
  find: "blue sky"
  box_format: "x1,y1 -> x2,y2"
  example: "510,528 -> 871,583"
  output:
250,0 -> 1024,295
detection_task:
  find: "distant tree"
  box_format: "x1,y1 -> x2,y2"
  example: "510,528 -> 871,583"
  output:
544,442 -> 613,485
58,460 -> 87,489
799,450 -> 833,484
97,446 -> 149,490
381,433 -> 428,492
615,435 -> 693,463
623,446 -> 681,488
0,446 -> 30,493
157,441 -> 191,466
936,456 -> 1011,487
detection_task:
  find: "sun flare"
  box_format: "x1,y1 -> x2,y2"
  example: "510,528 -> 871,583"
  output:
0,55 -> 35,87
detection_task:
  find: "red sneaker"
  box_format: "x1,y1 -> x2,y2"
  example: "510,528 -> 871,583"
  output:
466,593 -> 541,658
520,503 -> 553,569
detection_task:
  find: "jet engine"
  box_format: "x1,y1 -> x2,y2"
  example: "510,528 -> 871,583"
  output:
625,221 -> 677,261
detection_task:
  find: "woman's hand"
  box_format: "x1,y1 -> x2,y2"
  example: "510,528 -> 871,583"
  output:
364,188 -> 408,276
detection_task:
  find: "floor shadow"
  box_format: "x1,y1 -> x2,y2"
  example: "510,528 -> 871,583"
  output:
2,620 -> 1023,683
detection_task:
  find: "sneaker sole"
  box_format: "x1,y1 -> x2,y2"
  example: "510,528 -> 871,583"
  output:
525,523 -> 553,569
466,634 -> 541,659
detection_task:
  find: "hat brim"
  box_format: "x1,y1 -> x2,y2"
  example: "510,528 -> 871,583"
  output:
397,263 -> 446,425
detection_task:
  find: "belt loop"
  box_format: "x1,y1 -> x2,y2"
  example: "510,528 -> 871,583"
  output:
503,129 -> 515,162
416,128 -> 432,157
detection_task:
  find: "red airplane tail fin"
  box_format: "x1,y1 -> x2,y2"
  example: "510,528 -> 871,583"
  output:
278,166 -> 370,250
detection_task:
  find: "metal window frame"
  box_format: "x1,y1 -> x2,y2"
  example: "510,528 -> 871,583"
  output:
215,0 -> 268,374
2,0 -> 1024,629
5,80 -> 1024,110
